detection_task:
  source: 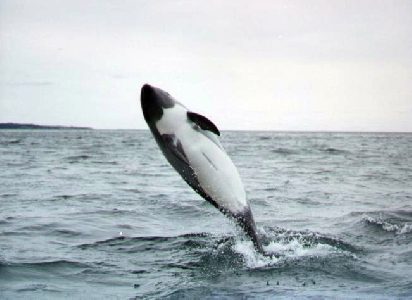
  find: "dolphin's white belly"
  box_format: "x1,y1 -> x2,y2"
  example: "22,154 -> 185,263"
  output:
177,126 -> 247,213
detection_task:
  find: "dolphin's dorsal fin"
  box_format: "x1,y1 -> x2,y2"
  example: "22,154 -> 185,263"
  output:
187,111 -> 220,136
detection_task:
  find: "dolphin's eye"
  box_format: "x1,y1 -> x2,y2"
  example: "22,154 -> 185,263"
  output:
192,124 -> 200,131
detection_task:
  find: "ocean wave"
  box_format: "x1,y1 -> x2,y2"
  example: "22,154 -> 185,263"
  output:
16,283 -> 60,293
271,148 -> 297,155
19,222 -> 61,231
0,139 -> 21,145
260,227 -> 360,253
0,193 -> 18,198
65,155 -> 91,162
79,230 -> 360,270
77,233 -> 210,250
54,194 -> 74,200
0,259 -> 90,269
231,228 -> 357,269
50,229 -> 83,237
322,147 -> 349,154
122,188 -> 141,194
91,161 -> 118,165
362,214 -> 412,235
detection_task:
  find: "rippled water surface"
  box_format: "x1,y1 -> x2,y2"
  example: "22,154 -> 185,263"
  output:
0,130 -> 411,299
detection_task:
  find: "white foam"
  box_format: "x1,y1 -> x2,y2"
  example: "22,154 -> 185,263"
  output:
398,223 -> 412,234
264,239 -> 336,258
231,235 -> 343,269
232,240 -> 279,268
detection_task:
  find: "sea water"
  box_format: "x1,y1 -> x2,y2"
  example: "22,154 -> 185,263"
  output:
0,130 -> 411,299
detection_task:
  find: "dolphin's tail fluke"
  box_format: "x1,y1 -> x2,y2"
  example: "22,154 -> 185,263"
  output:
234,208 -> 265,255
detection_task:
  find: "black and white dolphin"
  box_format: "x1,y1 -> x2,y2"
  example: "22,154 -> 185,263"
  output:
140,84 -> 264,253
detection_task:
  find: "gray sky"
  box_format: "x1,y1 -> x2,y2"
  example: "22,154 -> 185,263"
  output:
1,0 -> 411,131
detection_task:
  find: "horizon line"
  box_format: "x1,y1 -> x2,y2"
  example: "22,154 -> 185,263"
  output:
1,122 -> 411,133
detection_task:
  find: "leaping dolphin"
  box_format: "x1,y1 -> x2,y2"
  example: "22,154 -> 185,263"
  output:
140,84 -> 264,254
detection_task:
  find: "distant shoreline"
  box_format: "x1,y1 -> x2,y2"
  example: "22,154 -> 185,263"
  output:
0,123 -> 92,130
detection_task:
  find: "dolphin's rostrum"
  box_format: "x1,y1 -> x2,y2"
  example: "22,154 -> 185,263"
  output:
140,84 -> 264,254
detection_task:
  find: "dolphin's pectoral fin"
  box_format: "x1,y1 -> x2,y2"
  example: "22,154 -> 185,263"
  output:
187,111 -> 220,136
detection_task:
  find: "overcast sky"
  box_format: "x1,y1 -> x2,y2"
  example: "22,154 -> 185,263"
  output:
1,0 -> 411,131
